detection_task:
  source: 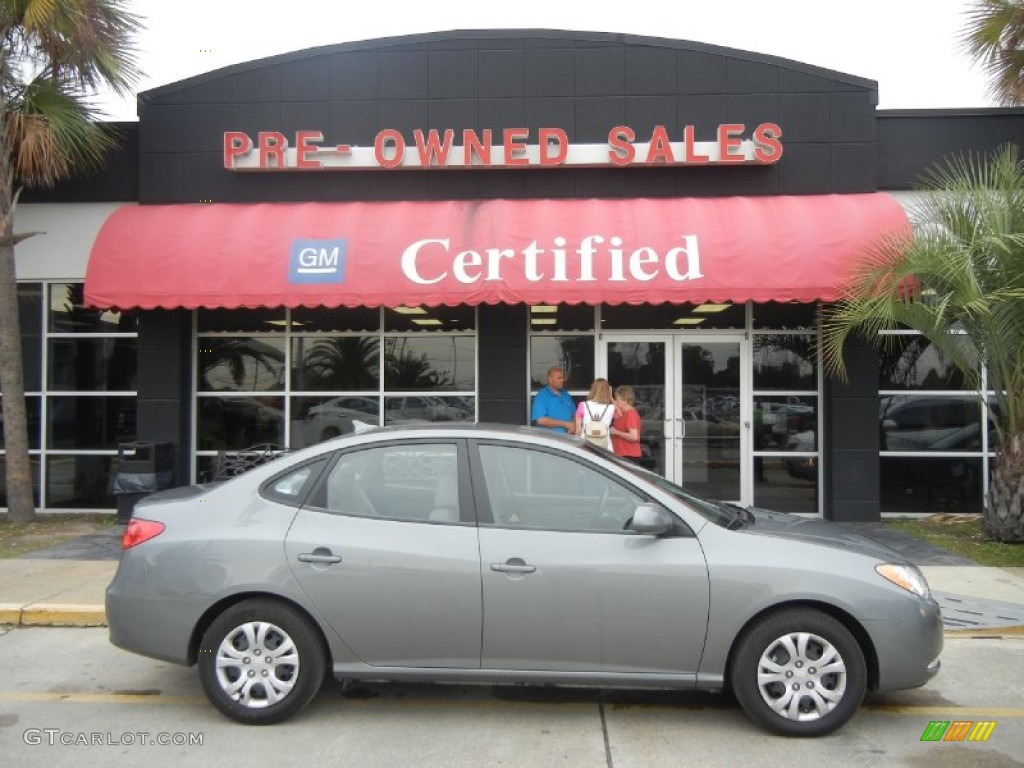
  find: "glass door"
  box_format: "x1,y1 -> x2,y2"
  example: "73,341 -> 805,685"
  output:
601,334 -> 749,503
676,337 -> 746,503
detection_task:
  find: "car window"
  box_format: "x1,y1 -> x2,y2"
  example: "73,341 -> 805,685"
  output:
316,443 -> 461,523
262,459 -> 326,505
477,444 -> 642,533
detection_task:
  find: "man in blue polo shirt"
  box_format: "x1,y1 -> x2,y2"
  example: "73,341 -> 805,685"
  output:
531,366 -> 577,434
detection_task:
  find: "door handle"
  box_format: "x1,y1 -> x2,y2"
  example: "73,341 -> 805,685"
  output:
297,549 -> 343,564
491,559 -> 537,574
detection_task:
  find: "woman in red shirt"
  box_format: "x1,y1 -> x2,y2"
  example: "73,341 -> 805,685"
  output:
610,385 -> 643,463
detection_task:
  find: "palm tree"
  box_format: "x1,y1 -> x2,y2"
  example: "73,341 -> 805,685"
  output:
962,0 -> 1024,106
1,1 -> 141,521
821,143 -> 1024,542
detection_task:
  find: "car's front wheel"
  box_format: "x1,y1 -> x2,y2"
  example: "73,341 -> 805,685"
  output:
730,607 -> 866,737
198,598 -> 326,725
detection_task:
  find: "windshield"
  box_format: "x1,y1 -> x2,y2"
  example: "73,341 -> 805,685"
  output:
593,446 -> 736,527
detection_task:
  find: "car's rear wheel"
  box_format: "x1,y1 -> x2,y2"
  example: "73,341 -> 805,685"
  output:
198,598 -> 326,725
730,607 -> 866,737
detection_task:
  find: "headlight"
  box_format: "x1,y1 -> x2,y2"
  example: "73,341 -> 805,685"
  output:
876,563 -> 931,600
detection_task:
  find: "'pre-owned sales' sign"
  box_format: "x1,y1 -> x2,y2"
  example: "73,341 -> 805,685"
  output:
223,123 -> 783,172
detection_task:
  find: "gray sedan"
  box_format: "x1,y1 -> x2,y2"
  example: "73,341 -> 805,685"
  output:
106,424 -> 941,737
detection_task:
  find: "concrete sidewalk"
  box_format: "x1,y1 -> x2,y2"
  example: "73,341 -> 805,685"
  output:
1,524 -> 1023,633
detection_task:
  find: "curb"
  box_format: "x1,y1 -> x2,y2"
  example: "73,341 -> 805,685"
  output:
0,603 -> 106,628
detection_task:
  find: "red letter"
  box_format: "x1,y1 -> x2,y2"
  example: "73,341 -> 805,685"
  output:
539,127 -> 568,166
223,132 -> 253,169
503,128 -> 529,166
295,131 -> 323,169
717,123 -> 745,163
683,126 -> 710,164
414,128 -> 455,167
753,122 -> 784,163
375,129 -> 405,169
608,126 -> 635,166
644,125 -> 675,164
463,129 -> 492,166
258,132 -> 288,169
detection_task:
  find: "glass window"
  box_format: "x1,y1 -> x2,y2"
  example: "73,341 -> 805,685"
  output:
881,456 -> 983,514
477,444 -> 642,533
291,336 -> 380,391
263,459 -> 326,504
384,395 -> 474,426
529,336 -> 594,390
383,336 -> 475,392
45,455 -> 113,509
602,302 -> 744,330
528,303 -> 594,331
878,335 -> 969,390
879,395 -> 983,452
754,396 -> 817,452
0,396 -> 41,450
47,338 -> 137,391
197,308 -> 285,333
318,444 -> 460,523
292,306 -> 380,332
47,396 -> 137,450
292,395 -> 381,447
48,283 -> 136,333
753,336 -> 816,390
753,301 -> 818,330
196,396 -> 285,450
197,337 -> 286,392
384,305 -> 476,332
19,283 -> 42,391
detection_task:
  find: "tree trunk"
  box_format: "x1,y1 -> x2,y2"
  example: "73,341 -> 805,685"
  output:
0,213 -> 36,522
985,432 -> 1024,543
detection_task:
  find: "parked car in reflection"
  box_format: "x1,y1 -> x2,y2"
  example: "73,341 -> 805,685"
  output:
107,424 -> 941,737
880,395 -> 985,451
302,397 -> 380,443
384,395 -> 473,424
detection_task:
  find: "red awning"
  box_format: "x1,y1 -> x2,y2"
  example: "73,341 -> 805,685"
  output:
84,194 -> 909,310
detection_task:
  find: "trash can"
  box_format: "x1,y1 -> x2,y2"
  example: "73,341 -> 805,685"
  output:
113,442 -> 175,523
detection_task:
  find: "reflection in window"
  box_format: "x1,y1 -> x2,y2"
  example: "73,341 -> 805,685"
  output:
478,444 -> 641,532
383,336 -> 475,392
292,396 -> 381,447
291,336 -> 379,391
48,338 -> 137,391
196,396 -> 285,450
529,335 -> 595,391
44,455 -> 114,509
881,456 -> 982,513
320,444 -> 460,523
753,336 -> 816,390
384,396 -> 474,426
47,396 -> 137,450
48,283 -> 136,333
198,338 -> 286,392
878,335 -> 969,390
602,302 -> 744,330
879,395 -> 984,452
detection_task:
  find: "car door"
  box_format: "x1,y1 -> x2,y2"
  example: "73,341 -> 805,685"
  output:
284,439 -> 482,668
471,440 -> 710,676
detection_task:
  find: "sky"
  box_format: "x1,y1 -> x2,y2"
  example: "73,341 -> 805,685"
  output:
95,0 -> 998,121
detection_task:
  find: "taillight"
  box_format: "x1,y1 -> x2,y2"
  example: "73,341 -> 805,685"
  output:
123,518 -> 166,549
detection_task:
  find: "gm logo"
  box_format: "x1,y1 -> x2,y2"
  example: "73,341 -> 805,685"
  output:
289,238 -> 347,284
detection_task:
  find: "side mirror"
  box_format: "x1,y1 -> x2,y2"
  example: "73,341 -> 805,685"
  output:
629,503 -> 673,535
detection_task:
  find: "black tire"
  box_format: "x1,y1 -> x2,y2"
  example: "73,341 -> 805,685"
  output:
729,608 -> 866,737
198,598 -> 326,725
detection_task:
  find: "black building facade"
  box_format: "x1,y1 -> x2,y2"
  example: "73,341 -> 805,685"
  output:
9,30 -> 1024,519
